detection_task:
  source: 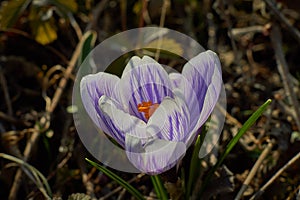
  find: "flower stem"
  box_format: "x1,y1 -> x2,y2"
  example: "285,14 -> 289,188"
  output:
151,175 -> 168,200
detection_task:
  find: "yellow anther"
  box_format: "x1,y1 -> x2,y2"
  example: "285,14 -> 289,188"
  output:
137,101 -> 159,120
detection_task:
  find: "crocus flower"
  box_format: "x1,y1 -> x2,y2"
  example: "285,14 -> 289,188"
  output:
80,50 -> 222,174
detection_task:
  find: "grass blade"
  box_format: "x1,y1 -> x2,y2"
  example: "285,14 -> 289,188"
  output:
150,175 -> 168,200
186,133 -> 204,199
0,153 -> 52,199
85,158 -> 145,200
77,30 -> 97,67
200,99 -> 272,195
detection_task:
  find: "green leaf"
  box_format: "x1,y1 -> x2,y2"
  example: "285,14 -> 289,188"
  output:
85,158 -> 145,200
151,175 -> 168,200
0,0 -> 32,28
186,133 -> 203,199
77,30 -> 97,67
200,99 -> 272,195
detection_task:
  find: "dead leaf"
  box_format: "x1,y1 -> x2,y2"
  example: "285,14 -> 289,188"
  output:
35,19 -> 57,45
145,38 -> 183,57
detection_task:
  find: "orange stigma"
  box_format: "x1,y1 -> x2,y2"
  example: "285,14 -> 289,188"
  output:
137,101 -> 159,120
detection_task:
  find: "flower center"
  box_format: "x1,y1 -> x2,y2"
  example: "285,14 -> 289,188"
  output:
137,101 -> 159,120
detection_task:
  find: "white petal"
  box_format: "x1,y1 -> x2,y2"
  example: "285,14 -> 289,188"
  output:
147,97 -> 190,142
98,95 -> 147,146
125,134 -> 186,174
119,56 -> 173,121
80,72 -> 121,136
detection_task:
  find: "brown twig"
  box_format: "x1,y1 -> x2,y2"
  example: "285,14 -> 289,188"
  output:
270,23 -> 300,132
99,174 -> 145,200
48,36 -> 83,113
0,66 -> 13,117
287,184 -> 300,200
231,26 -> 264,38
264,0 -> 300,44
183,2 -> 196,40
0,66 -> 26,183
0,111 -> 31,127
216,104 -> 259,151
8,31 -> 84,200
77,153 -> 96,199
138,0 -> 148,28
214,0 -> 238,62
120,0 -> 127,31
117,188 -> 127,200
191,161 -> 207,200
234,140 -> 274,200
154,0 -> 170,61
250,151 -> 300,200
89,0 -> 109,28
8,125 -> 42,200
0,29 -> 69,65
207,12 -> 217,52
68,12 -> 83,40
216,104 -> 242,128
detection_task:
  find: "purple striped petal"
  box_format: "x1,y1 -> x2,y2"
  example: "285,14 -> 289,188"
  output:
119,56 -> 173,121
80,72 -> 122,137
125,135 -> 186,174
182,50 -> 222,144
169,73 -> 200,140
147,97 -> 190,142
122,56 -> 155,75
98,95 -> 147,146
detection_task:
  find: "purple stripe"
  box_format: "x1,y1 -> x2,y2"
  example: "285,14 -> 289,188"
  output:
168,116 -> 173,140
146,67 -> 154,100
84,79 -> 125,144
99,109 -> 124,144
86,84 -> 96,106
156,66 -> 172,99
193,75 -> 207,112
129,76 -> 144,119
130,75 -> 138,104
109,119 -> 125,145
129,102 -> 142,119
94,79 -> 103,96
175,112 -> 180,139
152,156 -> 158,172
148,67 -> 160,102
95,105 -> 125,146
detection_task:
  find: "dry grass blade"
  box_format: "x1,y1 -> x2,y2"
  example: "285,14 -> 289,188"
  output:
234,140 -> 274,200
154,0 -> 170,61
0,153 -> 52,199
8,30 -> 86,200
99,174 -> 145,200
0,66 -> 13,117
264,0 -> 300,44
9,125 -> 42,200
250,151 -> 300,200
270,23 -> 300,132
48,34 -> 84,113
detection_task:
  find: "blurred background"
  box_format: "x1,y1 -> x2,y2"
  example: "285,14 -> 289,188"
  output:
0,0 -> 299,199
